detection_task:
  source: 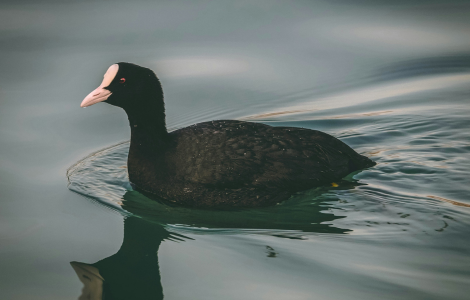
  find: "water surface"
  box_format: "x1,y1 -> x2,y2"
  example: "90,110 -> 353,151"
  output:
1,1 -> 470,299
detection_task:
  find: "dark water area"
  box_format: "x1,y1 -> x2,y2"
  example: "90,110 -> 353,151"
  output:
1,1 -> 470,299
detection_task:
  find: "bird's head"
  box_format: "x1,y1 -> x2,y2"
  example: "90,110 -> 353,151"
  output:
81,62 -> 163,111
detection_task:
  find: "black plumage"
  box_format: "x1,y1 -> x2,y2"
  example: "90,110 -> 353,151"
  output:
82,62 -> 375,208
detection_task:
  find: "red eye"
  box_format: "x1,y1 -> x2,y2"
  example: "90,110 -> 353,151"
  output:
119,78 -> 126,83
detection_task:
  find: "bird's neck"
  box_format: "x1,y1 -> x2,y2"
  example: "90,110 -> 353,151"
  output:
125,100 -> 170,186
123,81 -> 170,187
125,97 -> 168,179
128,114 -> 168,147
125,97 -> 169,151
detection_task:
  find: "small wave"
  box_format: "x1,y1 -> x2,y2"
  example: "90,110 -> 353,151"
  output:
242,72 -> 470,121
67,85 -> 470,238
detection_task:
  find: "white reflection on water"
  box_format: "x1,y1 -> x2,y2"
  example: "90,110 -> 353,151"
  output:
341,25 -> 470,50
155,57 -> 250,78
244,73 -> 470,120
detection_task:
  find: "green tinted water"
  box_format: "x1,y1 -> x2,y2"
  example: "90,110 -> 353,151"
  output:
1,1 -> 470,299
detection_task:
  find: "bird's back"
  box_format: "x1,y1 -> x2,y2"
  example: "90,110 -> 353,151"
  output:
168,120 -> 374,190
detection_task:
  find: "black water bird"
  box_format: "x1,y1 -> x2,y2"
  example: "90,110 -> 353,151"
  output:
81,62 -> 375,208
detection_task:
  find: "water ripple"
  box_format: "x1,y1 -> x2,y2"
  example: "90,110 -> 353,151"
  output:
68,73 -> 470,240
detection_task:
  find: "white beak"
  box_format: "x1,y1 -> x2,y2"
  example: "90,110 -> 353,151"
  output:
81,64 -> 119,107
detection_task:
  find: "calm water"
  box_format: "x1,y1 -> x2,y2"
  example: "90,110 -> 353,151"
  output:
1,1 -> 470,299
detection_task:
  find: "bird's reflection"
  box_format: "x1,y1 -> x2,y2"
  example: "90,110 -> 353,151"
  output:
70,180 -> 357,299
71,216 -> 186,300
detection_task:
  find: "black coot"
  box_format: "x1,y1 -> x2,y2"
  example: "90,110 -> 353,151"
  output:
81,62 -> 375,208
